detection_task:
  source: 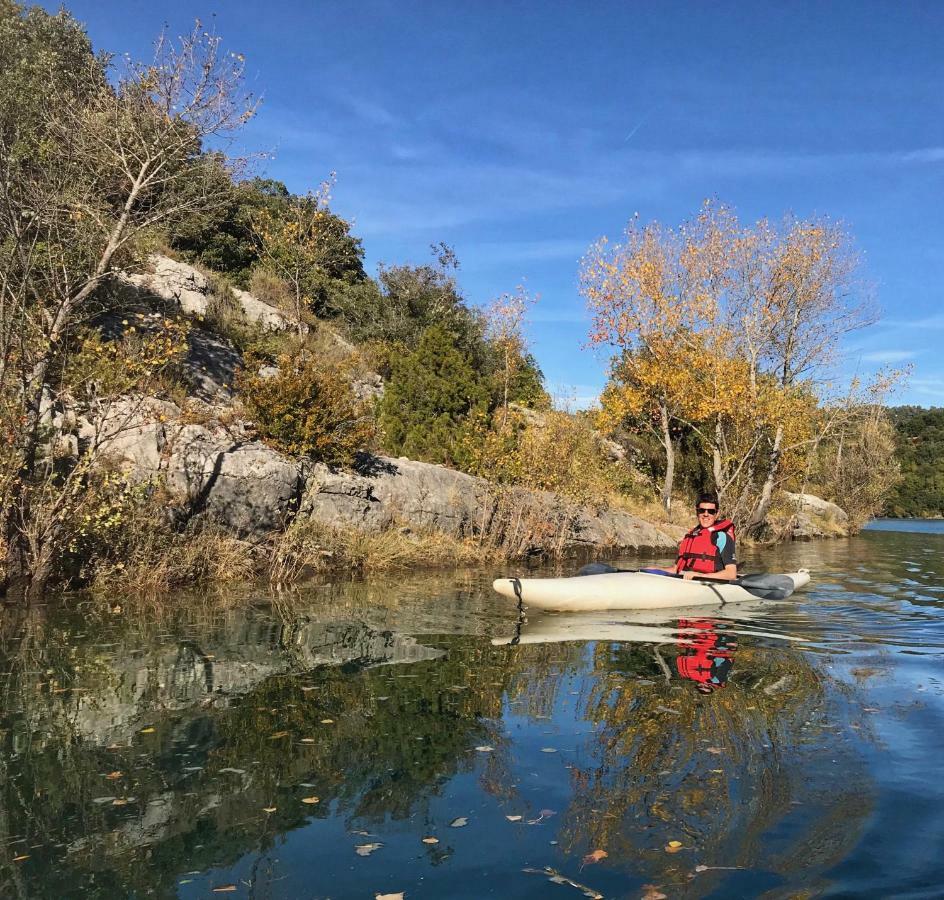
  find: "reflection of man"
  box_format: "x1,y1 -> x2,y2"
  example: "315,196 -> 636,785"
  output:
675,618 -> 738,694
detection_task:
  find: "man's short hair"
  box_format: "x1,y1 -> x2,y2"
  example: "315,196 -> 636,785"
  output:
697,491 -> 719,508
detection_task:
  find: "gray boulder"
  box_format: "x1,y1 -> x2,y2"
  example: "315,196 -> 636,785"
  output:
299,455 -> 676,554
90,399 -> 304,537
782,491 -> 849,540
125,255 -> 291,330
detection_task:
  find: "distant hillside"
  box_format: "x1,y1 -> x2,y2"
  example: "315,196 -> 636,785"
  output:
885,407 -> 944,517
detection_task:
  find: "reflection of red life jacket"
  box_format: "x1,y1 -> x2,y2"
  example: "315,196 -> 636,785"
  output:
675,519 -> 735,574
675,618 -> 737,687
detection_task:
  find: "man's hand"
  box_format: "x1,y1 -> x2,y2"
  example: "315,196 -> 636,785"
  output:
682,571 -> 696,581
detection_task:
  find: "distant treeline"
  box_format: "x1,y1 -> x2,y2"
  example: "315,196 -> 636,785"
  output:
884,407 -> 944,517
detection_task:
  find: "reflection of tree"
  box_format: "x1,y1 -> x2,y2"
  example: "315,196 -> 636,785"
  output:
534,633 -> 875,889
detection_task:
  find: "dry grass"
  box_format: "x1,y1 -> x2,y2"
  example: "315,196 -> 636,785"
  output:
269,519 -> 486,583
91,524 -> 258,596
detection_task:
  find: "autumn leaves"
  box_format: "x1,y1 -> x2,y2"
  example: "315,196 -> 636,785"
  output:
581,202 -> 888,531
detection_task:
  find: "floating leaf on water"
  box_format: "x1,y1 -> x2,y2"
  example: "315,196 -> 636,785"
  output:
262,806 -> 277,813
218,768 -> 245,775
641,885 -> 668,899
321,719 -> 335,724
301,796 -> 320,804
422,837 -> 439,844
582,849 -> 608,865
540,747 -> 557,753
112,798 -> 130,806
355,842 -> 383,856
13,854 -> 29,862
269,731 -> 290,739
694,865 -> 708,873
705,747 -> 723,754
449,817 -> 468,827
140,727 -> 155,734
211,887 -> 237,894
505,815 -> 522,822
475,745 -> 494,752
375,894 -> 404,900
300,686 -> 316,692
104,771 -> 122,780
665,840 -> 683,853
300,738 -> 316,744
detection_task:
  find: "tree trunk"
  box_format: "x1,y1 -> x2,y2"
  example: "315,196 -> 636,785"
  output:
748,423 -> 784,535
660,404 -> 675,513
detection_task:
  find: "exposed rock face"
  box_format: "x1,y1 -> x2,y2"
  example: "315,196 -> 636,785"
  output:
300,455 -> 676,554
89,399 -> 304,537
125,254 -> 291,330
85,402 -> 675,552
181,328 -> 242,403
783,491 -> 849,540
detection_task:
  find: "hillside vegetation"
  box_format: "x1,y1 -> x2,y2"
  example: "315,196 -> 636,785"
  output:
884,407 -> 944,517
0,2 -> 901,600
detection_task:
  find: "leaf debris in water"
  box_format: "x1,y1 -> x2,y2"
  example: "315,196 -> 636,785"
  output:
422,837 -> 439,844
475,745 -> 494,752
211,887 -> 237,893
375,894 -> 404,900
505,815 -> 522,822
582,849 -> 608,865
522,866 -> 602,899
301,796 -> 320,804
355,842 -> 383,856
320,719 -> 335,724
449,817 -> 468,827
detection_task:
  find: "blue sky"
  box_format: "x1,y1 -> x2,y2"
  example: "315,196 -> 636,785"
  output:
48,0 -> 944,407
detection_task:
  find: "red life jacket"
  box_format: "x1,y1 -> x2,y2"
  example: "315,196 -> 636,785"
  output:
675,519 -> 735,574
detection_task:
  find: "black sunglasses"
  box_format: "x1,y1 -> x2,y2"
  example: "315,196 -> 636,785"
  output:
696,507 -> 718,515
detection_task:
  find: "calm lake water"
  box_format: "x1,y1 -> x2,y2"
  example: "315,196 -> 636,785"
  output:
3,523 -> 944,898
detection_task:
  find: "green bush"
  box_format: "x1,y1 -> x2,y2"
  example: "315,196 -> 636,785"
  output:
237,352 -> 375,463
379,324 -> 489,465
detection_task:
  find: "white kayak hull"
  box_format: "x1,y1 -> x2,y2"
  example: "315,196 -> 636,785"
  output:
492,570 -> 810,612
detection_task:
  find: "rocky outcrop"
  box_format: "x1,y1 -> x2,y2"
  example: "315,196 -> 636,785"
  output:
300,455 -> 677,554
88,398 -> 304,537
125,254 -> 291,330
782,491 -> 850,540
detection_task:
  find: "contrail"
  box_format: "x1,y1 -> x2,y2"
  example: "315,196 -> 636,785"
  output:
624,109 -> 653,143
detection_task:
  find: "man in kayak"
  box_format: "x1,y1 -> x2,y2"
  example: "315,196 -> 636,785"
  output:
652,493 -> 737,581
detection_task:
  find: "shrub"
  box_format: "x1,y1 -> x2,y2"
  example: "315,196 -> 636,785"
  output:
378,324 -> 489,465
237,352 -> 375,463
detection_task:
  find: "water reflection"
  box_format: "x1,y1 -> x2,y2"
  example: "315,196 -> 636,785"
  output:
0,539 -> 938,898
675,618 -> 738,693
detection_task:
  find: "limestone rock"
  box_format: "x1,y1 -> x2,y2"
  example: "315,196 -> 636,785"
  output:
782,491 -> 849,540
299,454 -> 676,554
180,328 -> 242,403
88,398 -> 303,537
125,254 -> 291,330
164,427 -> 305,536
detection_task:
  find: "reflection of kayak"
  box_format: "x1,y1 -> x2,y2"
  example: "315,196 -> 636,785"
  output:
490,603 -> 805,646
492,569 -> 810,612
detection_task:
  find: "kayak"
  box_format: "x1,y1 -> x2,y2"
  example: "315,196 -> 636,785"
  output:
492,569 -> 810,612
